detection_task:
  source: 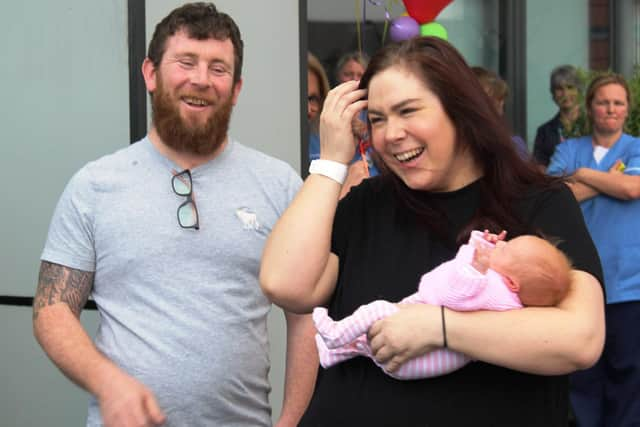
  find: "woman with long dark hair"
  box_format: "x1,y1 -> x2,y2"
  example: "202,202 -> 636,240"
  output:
262,37 -> 605,426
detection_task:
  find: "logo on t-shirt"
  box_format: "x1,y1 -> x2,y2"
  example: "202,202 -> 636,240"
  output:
235,207 -> 263,233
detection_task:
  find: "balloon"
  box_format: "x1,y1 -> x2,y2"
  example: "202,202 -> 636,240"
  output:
420,22 -> 448,40
402,0 -> 452,24
389,16 -> 420,42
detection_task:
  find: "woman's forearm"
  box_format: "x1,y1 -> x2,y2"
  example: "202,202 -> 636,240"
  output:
566,181 -> 599,202
260,175 -> 341,312
575,168 -> 640,200
445,270 -> 605,375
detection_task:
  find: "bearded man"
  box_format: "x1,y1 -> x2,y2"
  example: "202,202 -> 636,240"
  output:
32,3 -> 314,426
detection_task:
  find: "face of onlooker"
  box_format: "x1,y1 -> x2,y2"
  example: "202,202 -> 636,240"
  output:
308,70 -> 321,121
552,84 -> 579,112
337,59 -> 365,83
589,83 -> 629,135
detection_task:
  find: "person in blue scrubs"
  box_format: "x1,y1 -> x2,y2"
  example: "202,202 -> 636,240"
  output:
548,73 -> 640,427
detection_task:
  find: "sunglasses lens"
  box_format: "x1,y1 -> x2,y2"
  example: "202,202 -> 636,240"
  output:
172,174 -> 192,196
177,201 -> 198,228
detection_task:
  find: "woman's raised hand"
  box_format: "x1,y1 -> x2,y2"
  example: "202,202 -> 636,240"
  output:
319,80 -> 368,165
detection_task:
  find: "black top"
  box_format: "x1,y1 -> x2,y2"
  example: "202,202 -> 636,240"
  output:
300,177 -> 603,427
533,113 -> 562,167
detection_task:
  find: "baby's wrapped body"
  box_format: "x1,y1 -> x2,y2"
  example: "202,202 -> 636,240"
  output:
313,231 -> 524,380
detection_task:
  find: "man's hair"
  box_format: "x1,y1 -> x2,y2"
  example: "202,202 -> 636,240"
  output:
147,2 -> 244,84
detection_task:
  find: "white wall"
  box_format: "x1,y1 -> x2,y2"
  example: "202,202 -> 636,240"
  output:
1,2 -> 127,424
0,1 -> 130,297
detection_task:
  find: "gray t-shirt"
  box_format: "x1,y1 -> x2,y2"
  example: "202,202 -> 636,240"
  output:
42,137 -> 302,427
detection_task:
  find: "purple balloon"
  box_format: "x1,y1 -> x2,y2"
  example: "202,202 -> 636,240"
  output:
389,16 -> 420,42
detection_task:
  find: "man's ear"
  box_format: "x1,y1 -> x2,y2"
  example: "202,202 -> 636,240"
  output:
231,78 -> 243,105
142,58 -> 157,93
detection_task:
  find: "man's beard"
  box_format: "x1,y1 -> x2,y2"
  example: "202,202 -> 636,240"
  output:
152,79 -> 234,156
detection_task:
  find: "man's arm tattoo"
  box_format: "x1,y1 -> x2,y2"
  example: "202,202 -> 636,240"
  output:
33,261 -> 94,319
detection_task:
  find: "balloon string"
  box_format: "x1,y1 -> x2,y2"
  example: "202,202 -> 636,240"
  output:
362,0 -> 366,55
367,0 -> 393,45
355,0 -> 362,56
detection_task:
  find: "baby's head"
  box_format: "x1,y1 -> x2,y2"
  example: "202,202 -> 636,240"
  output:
489,235 -> 572,306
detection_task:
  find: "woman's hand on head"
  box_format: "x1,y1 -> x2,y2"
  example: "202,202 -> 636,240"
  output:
367,303 -> 442,373
319,81 -> 368,165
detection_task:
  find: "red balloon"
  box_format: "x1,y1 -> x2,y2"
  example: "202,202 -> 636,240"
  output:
402,0 -> 453,24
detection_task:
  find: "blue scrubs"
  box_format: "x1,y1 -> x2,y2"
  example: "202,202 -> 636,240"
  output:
548,133 -> 640,426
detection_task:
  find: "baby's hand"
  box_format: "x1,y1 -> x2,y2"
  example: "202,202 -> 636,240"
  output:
471,245 -> 492,274
483,229 -> 507,244
469,229 -> 505,250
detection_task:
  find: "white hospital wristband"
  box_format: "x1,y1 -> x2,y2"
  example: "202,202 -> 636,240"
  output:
309,159 -> 349,185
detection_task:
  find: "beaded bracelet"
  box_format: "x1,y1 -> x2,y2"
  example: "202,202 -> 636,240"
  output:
441,305 -> 448,348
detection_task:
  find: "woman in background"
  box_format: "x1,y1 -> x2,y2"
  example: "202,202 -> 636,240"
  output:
548,73 -> 640,427
534,64 -> 587,167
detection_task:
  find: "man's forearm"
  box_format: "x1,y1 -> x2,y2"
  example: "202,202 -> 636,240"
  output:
277,312 -> 318,427
33,261 -> 121,398
34,303 -> 122,398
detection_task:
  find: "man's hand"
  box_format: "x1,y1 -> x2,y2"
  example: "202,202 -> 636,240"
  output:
97,371 -> 165,427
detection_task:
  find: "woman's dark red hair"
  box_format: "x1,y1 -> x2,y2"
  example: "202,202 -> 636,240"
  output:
359,37 -> 561,243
